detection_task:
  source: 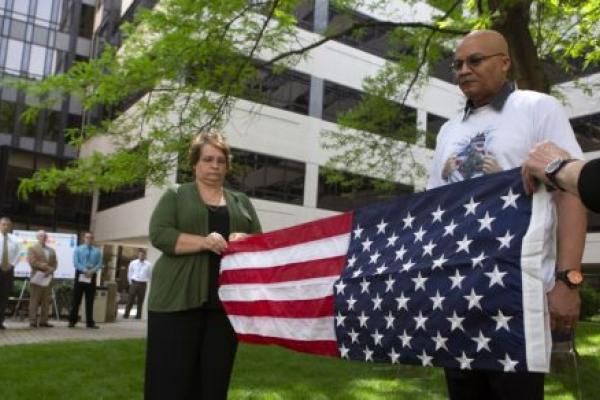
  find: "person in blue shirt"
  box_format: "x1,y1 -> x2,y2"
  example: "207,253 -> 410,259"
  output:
68,232 -> 102,328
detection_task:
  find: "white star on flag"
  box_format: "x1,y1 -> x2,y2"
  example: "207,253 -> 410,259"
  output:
471,330 -> 492,352
431,206 -> 445,223
388,348 -> 400,364
402,212 -> 415,229
369,250 -> 381,264
447,311 -> 466,332
492,310 -> 513,331
422,240 -> 436,257
358,311 -> 369,328
384,276 -> 395,292
430,290 -> 445,310
463,197 -> 480,216
456,352 -> 474,369
346,295 -> 357,310
413,311 -> 428,331
384,311 -> 395,329
443,219 -> 458,237
432,254 -> 448,270
501,188 -> 520,209
464,288 -> 483,310
456,234 -> 473,254
398,330 -> 412,348
335,312 -> 346,327
386,232 -> 399,247
395,245 -> 407,261
496,230 -> 514,249
449,269 -> 466,289
471,251 -> 487,268
395,293 -> 410,311
363,346 -> 374,362
360,277 -> 370,293
371,293 -> 383,310
371,329 -> 384,346
361,237 -> 373,252
335,280 -> 346,295
376,219 -> 388,234
498,353 -> 519,372
477,211 -> 496,232
485,265 -> 507,288
353,225 -> 364,239
432,331 -> 449,351
412,272 -> 428,291
413,226 -> 427,242
417,349 -> 434,367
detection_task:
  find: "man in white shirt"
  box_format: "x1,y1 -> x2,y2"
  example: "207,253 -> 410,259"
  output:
124,249 -> 151,319
427,30 -> 586,400
0,217 -> 21,330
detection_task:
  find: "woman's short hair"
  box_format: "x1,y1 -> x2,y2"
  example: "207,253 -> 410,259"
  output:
188,131 -> 232,170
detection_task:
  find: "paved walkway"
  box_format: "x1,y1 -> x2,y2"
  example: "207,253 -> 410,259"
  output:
0,311 -> 146,347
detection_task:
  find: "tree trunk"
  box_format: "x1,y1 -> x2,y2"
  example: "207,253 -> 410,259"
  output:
488,0 -> 550,94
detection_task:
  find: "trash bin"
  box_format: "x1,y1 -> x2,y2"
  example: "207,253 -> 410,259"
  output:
79,286 -> 108,323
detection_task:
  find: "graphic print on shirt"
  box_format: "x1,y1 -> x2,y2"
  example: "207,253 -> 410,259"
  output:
447,129 -> 494,183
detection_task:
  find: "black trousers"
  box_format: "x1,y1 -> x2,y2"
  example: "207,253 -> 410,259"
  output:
125,280 -> 147,318
0,268 -> 14,325
444,368 -> 545,400
68,271 -> 97,326
145,308 -> 238,400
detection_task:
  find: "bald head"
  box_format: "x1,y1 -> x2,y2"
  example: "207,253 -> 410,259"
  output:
453,30 -> 511,107
458,30 -> 509,55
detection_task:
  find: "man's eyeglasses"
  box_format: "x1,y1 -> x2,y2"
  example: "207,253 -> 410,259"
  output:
451,53 -> 506,72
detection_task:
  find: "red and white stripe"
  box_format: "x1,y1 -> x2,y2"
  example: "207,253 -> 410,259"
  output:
219,213 -> 353,356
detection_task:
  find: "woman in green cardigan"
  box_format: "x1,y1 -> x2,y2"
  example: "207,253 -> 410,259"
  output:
145,132 -> 262,400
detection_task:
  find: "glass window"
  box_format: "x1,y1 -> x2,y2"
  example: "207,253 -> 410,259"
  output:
35,0 -> 53,25
323,80 -> 417,139
294,0 -> 314,31
28,44 -> 47,77
10,19 -> 26,40
33,26 -> 50,46
327,7 -> 400,60
12,0 -> 30,20
322,81 -> 362,123
318,168 -> 413,212
245,66 -> 311,115
571,113 -> 600,152
44,110 -> 63,140
98,183 -> 146,211
78,4 -> 95,39
426,113 -> 448,149
226,149 -> 305,205
5,39 -> 24,73
0,100 -> 16,133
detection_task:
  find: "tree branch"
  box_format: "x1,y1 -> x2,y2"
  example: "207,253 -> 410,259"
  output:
262,18 -> 469,68
401,0 -> 464,103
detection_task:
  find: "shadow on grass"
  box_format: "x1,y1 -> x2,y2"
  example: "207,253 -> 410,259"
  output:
230,344 -> 448,400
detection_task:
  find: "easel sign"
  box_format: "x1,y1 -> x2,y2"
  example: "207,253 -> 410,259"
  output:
12,230 -> 77,279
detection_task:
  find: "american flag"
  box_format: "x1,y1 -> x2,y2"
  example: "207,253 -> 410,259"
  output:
219,168 -> 551,373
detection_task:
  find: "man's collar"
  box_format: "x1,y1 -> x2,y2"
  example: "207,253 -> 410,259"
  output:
463,81 -> 515,121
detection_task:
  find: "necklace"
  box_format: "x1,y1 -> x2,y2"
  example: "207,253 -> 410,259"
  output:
204,193 -> 225,212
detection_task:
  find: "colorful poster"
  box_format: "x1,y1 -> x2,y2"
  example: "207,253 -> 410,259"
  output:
13,230 -> 77,279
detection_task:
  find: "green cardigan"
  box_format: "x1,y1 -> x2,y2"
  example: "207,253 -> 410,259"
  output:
148,183 -> 262,312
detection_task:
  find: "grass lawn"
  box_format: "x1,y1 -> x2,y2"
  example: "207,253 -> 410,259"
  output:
0,322 -> 598,400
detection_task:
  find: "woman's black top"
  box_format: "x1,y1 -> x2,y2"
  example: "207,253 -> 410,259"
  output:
578,158 -> 600,213
205,206 -> 230,309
